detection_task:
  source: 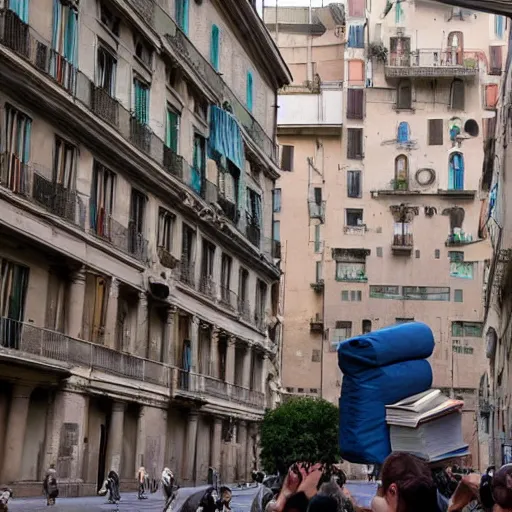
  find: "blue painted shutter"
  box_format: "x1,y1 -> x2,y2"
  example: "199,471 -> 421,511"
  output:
247,71 -> 254,112
495,15 -> 504,38
397,122 -> 410,143
210,25 -> 220,70
10,0 -> 29,23
176,0 -> 189,34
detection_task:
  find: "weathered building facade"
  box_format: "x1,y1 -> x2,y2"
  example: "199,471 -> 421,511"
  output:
268,0 -> 503,469
0,0 -> 290,496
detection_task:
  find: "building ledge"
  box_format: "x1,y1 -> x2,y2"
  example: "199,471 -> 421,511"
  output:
278,124 -> 343,136
336,278 -> 368,283
445,238 -> 482,247
371,189 -> 476,199
391,244 -> 414,254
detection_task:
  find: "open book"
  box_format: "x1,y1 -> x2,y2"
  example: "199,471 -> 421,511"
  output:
386,389 -> 464,428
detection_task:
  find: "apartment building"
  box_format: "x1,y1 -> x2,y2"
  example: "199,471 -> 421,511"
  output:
268,0 -> 503,469
0,0 -> 290,496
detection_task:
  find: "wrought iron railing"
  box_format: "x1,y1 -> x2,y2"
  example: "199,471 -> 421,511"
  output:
91,84 -> 119,127
392,233 -> 414,247
179,258 -> 196,287
163,145 -> 184,179
238,299 -> 252,323
199,275 -> 217,298
219,286 -> 237,310
246,220 -> 261,248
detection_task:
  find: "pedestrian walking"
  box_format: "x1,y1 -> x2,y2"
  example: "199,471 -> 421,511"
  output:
138,466 -> 148,500
43,464 -> 59,506
0,488 -> 12,512
98,470 -> 120,504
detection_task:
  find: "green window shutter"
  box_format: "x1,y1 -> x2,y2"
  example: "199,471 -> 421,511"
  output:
166,109 -> 179,152
246,71 -> 253,112
210,25 -> 220,70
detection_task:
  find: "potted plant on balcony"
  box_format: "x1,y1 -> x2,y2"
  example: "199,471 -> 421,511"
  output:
368,42 -> 389,64
391,179 -> 408,191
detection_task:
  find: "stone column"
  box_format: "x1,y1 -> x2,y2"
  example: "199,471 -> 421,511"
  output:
190,316 -> 199,373
104,278 -> 119,349
67,267 -> 86,339
211,416 -> 222,472
135,291 -> 148,357
183,411 -> 199,485
225,336 -> 236,385
242,345 -> 252,389
210,327 -> 219,378
1,383 -> 33,483
237,420 -> 248,482
163,306 -> 176,365
135,405 -> 167,479
247,423 -> 258,476
107,402 -> 125,474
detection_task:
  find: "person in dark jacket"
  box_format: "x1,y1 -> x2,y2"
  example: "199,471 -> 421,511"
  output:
43,464 -> 59,506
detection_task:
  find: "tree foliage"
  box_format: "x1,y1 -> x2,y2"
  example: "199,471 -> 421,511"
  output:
260,397 -> 340,474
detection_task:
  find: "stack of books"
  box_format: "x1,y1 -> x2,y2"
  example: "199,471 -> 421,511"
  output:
386,389 -> 470,462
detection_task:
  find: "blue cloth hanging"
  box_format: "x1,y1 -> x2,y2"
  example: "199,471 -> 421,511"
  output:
397,122 -> 410,143
208,105 -> 245,171
488,183 -> 498,219
10,0 -> 29,23
348,25 -> 364,48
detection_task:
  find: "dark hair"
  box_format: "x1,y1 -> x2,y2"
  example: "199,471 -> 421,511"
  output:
381,453 -> 437,512
493,464 -> 512,508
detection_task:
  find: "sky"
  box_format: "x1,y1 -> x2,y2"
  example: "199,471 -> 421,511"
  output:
256,0 -> 328,16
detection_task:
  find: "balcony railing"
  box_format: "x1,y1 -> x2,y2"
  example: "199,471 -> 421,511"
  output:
220,286 -> 237,310
238,299 -> 252,323
0,317 -> 171,386
392,234 -> 414,254
203,179 -> 218,204
163,146 -> 184,179
309,201 -> 326,222
157,246 -> 179,269
91,84 -> 119,127
217,195 -> 239,224
386,49 -> 480,78
0,317 -> 265,409
246,221 -> 261,248
179,258 -> 196,287
199,275 -> 217,298
130,116 -> 152,153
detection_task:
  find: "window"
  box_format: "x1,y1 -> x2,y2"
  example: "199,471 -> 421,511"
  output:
157,208 -> 175,252
376,247 -> 383,257
390,37 -> 411,66
133,78 -> 149,124
100,3 -> 120,36
191,134 -> 206,194
495,15 -> 505,39
402,286 -> 450,301
129,189 -> 146,256
246,188 -> 262,247
428,119 -> 443,146
396,318 -> 414,324
394,155 -> 409,189
273,220 -> 280,242
97,46 -> 117,95
489,46 -> 503,75
362,320 -> 372,333
447,32 -> 464,64
53,137 -> 76,189
255,279 -> 267,326
448,152 -> 464,190
9,0 -> 29,23
415,250 -> 420,258
281,145 -> 294,171
200,240 -> 216,296
341,291 -> 362,302
331,321 -> 352,351
345,208 -> 363,227
397,122 -> 410,144
238,267 -> 249,306
246,71 -> 254,112
90,162 -> 115,238
3,104 -> 32,194
452,321 -> 483,337
449,251 -> 464,262
435,249 -> 440,259
450,79 -> 465,110
309,187 -> 323,218
83,273 -> 108,344
347,128 -> 363,159
218,162 -> 240,214
336,261 -> 366,281
347,89 -> 364,120
485,84 -> 499,109
273,189 -> 282,212
348,60 -> 364,86
210,25 -> 220,71
370,285 -> 400,299
348,0 -> 364,16
315,261 -> 322,282
166,107 -> 180,153
314,225 -> 321,253
397,80 -> 412,109
0,258 -> 29,349
393,221 -> 412,247
347,25 -> 365,48
51,0 -> 78,87
450,260 -> 474,279
220,254 -> 232,303
181,224 -> 196,272
175,0 -> 189,34
347,170 -> 361,198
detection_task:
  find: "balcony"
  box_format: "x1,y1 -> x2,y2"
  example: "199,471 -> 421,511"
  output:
178,259 -> 196,288
90,84 -> 119,127
199,275 -> 217,299
385,49 -> 480,78
309,201 -> 326,223
277,88 -> 343,135
130,117 -> 152,154
246,221 -> 261,249
157,246 -> 179,269
163,146 -> 184,180
392,234 -> 414,254
217,195 -> 240,224
238,299 -> 252,323
219,286 -> 237,310
310,318 -> 324,333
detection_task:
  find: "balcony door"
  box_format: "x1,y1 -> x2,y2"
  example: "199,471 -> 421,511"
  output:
0,258 -> 29,349
390,37 -> 410,66
447,31 -> 463,65
90,163 -> 115,238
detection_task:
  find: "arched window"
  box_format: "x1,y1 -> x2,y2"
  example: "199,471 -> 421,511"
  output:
450,79 -> 465,110
397,122 -> 410,143
394,154 -> 409,189
397,80 -> 412,109
447,31 -> 463,65
449,152 -> 464,190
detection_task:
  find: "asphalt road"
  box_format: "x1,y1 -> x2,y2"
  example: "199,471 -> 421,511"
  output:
8,481 -> 378,511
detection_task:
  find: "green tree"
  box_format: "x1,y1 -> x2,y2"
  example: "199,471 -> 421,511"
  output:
260,397 -> 340,474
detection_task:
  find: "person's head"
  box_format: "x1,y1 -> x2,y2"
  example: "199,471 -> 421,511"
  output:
376,453 -> 437,512
492,464 -> 512,511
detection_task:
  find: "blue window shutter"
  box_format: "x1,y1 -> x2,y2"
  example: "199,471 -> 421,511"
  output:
357,26 -> 364,47
210,25 -> 220,70
23,118 -> 32,163
397,122 -> 410,143
495,15 -> 504,38
176,0 -> 189,34
11,0 -> 30,23
247,71 -> 254,112
449,153 -> 464,190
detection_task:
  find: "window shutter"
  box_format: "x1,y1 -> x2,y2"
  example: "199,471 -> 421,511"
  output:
489,46 -> 503,75
347,89 -> 364,119
397,81 -> 412,109
485,84 -> 498,109
428,119 -> 443,145
450,80 -> 465,110
314,188 -> 322,204
246,71 -> 254,112
347,129 -> 363,159
210,25 -> 220,70
281,145 -> 294,171
347,170 -> 361,198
